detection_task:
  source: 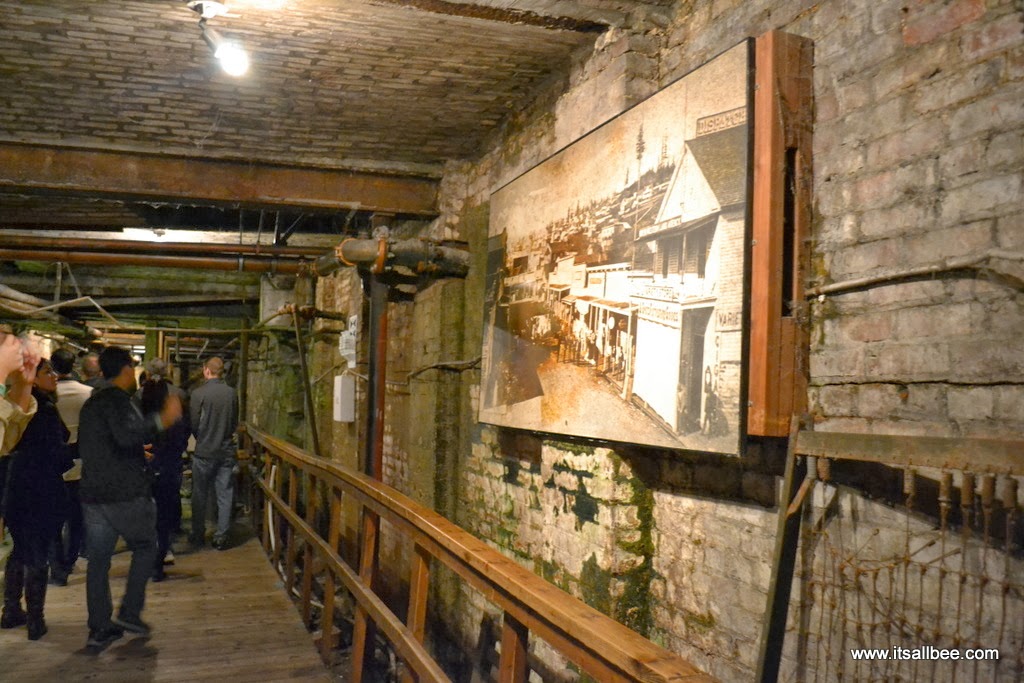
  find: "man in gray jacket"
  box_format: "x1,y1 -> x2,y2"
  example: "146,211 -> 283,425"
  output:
189,357 -> 238,550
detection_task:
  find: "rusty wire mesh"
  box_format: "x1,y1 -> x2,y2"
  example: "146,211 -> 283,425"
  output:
791,459 -> 1023,682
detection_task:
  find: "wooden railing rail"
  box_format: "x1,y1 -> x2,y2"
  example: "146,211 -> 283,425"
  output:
243,423 -> 713,683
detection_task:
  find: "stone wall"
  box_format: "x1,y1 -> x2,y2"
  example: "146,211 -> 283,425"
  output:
420,0 -> 1023,681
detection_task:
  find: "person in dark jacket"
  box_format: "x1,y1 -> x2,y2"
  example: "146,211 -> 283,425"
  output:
139,377 -> 190,581
1,359 -> 71,640
48,348 -> 92,585
78,346 -> 181,649
189,356 -> 238,550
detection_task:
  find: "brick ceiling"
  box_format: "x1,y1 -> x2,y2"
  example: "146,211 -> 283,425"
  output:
0,0 -> 671,174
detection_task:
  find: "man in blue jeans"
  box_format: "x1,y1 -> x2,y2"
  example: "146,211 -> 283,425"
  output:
189,357 -> 238,551
78,347 -> 182,649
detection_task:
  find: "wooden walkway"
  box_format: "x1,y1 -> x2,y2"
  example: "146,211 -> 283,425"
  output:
0,537 -> 333,682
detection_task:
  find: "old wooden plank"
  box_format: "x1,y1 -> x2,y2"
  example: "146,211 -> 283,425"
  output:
0,537 -> 328,682
747,31 -> 813,437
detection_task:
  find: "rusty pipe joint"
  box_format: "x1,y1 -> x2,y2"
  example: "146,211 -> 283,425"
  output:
313,236 -> 469,279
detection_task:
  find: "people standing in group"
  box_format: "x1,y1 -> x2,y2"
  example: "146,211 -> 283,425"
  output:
1,359 -> 71,640
189,357 -> 238,551
138,359 -> 190,581
0,332 -> 39,456
48,348 -> 92,586
79,352 -> 104,390
78,346 -> 181,649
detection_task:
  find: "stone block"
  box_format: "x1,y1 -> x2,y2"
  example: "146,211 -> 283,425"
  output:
986,130 -> 1024,170
901,0 -> 985,47
940,175 -> 1021,224
858,200 -> 935,240
949,84 -> 1024,141
995,385 -> 1024,422
960,11 -> 1024,62
810,346 -> 866,381
894,302 -> 978,339
857,383 -> 906,418
948,386 -> 996,421
829,237 -> 902,279
836,310 -> 895,343
912,58 -> 1004,115
949,339 -> 1024,382
815,384 -> 859,416
864,341 -> 950,381
865,117 -> 947,169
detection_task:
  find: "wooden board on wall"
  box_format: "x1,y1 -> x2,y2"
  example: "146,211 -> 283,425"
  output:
747,30 -> 813,437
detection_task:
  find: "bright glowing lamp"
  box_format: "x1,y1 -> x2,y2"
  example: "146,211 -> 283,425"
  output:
201,24 -> 250,77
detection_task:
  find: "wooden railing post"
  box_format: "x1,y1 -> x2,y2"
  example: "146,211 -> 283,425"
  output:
499,612 -> 529,683
320,487 -> 342,663
350,507 -> 381,683
285,465 -> 300,594
261,447 -> 272,554
301,472 -> 318,628
400,543 -> 432,683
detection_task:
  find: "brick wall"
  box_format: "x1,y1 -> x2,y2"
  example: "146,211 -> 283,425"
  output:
422,0 -> 1023,681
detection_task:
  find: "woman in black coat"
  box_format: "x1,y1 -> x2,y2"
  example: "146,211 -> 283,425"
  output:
140,378 -> 190,581
1,359 -> 71,640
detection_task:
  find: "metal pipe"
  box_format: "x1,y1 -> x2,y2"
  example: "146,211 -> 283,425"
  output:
292,306 -> 322,457
238,320 -> 249,426
0,248 -> 307,274
313,238 -> 469,278
364,273 -> 388,480
0,234 -> 325,258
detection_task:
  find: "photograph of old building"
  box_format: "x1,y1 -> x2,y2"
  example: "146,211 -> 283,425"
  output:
482,42 -> 749,454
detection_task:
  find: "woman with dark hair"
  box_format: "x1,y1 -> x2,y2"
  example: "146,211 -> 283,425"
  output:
139,378 -> 190,581
1,359 -> 71,640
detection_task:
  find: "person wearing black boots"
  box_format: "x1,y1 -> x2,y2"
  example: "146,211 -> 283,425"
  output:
1,359 -> 71,640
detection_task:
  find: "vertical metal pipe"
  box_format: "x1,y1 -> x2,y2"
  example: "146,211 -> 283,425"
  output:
239,318 -> 250,425
364,272 -> 388,480
292,307 -> 322,457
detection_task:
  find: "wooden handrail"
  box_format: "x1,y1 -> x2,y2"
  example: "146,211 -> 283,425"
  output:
244,423 -> 714,683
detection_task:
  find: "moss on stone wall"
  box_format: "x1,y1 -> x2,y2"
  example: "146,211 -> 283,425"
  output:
579,553 -> 612,615
613,470 -> 656,636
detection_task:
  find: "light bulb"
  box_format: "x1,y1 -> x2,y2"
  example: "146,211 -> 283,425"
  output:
215,43 -> 250,76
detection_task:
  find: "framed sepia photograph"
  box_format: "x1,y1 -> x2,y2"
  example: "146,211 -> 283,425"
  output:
480,41 -> 752,455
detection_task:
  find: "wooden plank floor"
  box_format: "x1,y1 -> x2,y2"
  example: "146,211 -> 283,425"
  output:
0,537 -> 333,682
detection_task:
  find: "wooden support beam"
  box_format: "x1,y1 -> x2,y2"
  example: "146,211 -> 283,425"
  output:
321,487 -> 343,662
755,422 -> 807,683
796,431 -> 1024,476
285,467 -> 300,595
0,143 -> 439,217
499,613 -> 530,683
747,31 -> 813,437
301,473 -> 318,628
401,544 -> 432,683
351,509 -> 382,683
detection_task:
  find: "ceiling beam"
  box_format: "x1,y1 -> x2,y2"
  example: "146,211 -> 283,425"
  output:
0,143 -> 439,217
370,0 -> 610,31
57,295 -> 251,310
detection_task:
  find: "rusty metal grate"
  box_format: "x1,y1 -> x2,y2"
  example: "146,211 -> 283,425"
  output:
788,435 -> 1023,683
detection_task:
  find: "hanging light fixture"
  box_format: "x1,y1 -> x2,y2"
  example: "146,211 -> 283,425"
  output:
201,23 -> 250,76
187,1 -> 250,77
